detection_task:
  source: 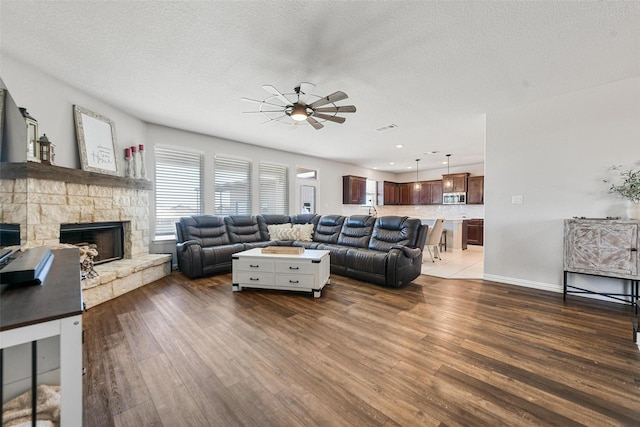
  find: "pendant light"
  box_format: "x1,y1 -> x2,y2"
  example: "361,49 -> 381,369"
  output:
445,154 -> 452,190
414,158 -> 421,189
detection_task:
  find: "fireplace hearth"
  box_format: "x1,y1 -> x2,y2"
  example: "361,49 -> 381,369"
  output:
60,222 -> 125,264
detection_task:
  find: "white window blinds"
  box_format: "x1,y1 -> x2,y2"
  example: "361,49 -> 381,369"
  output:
154,147 -> 203,238
259,162 -> 288,215
214,156 -> 252,215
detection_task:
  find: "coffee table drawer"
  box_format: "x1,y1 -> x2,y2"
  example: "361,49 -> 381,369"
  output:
235,271 -> 275,286
275,274 -> 315,288
275,261 -> 316,275
236,258 -> 274,272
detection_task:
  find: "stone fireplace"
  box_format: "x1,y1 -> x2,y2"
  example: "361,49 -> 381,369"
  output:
1,162 -> 171,308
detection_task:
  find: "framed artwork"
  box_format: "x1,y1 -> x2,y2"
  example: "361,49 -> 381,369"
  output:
73,105 -> 119,175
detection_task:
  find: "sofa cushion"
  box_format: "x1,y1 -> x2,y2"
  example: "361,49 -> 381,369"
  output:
291,213 -> 320,225
337,215 -> 375,248
313,215 -> 345,244
293,223 -> 314,242
369,216 -> 420,251
178,215 -> 230,246
267,223 -> 292,240
225,216 -> 263,243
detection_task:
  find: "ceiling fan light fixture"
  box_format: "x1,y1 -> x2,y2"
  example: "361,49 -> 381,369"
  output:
290,104 -> 309,121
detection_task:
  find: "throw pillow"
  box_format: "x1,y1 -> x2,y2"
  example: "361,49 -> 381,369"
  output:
293,223 -> 314,242
267,223 -> 292,240
279,227 -> 300,240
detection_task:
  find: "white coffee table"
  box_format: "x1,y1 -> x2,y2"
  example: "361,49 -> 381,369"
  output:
232,248 -> 330,297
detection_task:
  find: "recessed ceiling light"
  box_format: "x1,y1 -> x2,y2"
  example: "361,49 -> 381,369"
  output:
373,167 -> 378,170
389,162 -> 395,165
407,166 -> 412,169
396,144 -> 404,148
442,161 -> 448,164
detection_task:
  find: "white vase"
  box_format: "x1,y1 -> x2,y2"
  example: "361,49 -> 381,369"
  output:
627,202 -> 640,220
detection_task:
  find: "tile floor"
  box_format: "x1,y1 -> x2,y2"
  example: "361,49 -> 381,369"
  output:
421,245 -> 484,279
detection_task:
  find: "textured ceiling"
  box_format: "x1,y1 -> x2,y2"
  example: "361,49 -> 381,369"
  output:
1,1 -> 639,172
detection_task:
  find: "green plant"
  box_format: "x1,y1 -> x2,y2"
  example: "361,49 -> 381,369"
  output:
604,166 -> 640,203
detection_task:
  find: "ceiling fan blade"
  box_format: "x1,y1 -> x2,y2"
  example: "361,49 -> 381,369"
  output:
241,97 -> 286,109
261,114 -> 288,124
243,110 -> 285,113
313,112 -> 346,124
306,116 -> 324,130
309,91 -> 348,108
262,85 -> 292,106
298,82 -> 315,103
315,105 -> 356,113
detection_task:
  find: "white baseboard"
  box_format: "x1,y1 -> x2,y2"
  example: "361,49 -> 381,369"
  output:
482,273 -> 562,294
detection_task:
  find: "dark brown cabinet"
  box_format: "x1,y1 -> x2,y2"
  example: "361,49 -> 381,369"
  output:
442,173 -> 469,193
343,175 -> 366,204
467,219 -> 484,245
467,176 -> 484,205
379,180 -> 443,205
377,181 -> 399,205
428,180 -> 443,204
399,183 -> 413,205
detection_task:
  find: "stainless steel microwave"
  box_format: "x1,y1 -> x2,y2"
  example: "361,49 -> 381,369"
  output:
443,192 -> 466,205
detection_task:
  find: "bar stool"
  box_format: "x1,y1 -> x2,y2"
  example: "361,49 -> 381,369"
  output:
439,230 -> 447,252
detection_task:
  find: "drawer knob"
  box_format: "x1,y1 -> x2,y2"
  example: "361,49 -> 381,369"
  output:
289,280 -> 299,284
289,266 -> 299,270
250,264 -> 259,268
250,277 -> 259,281
631,248 -> 638,252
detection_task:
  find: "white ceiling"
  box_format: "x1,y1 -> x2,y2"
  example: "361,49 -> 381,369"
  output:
1,1 -> 639,173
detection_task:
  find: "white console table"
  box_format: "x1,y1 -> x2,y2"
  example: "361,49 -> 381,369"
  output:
1,248 -> 83,426
232,248 -> 330,297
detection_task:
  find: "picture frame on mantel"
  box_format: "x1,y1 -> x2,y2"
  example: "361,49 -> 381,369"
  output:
73,105 -> 119,176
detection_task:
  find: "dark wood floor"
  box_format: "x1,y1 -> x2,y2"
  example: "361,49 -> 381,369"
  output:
83,271 -> 640,426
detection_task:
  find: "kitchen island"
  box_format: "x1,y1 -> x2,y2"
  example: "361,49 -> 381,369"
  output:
421,218 -> 471,252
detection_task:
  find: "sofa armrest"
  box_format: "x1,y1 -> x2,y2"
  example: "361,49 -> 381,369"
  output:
177,240 -> 201,251
391,245 -> 421,259
176,240 -> 203,278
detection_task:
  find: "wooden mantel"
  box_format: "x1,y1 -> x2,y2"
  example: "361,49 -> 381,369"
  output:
0,162 -> 153,191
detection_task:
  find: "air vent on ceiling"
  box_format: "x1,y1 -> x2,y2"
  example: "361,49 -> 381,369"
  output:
375,124 -> 398,132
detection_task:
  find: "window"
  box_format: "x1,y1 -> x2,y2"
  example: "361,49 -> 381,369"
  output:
259,162 -> 289,214
214,156 -> 251,215
154,147 -> 203,239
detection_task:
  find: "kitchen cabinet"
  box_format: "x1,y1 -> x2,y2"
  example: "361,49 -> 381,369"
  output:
343,175 -> 366,204
467,176 -> 484,204
442,173 -> 469,193
377,181 -> 399,205
428,180 -> 443,204
563,218 -> 639,309
467,219 -> 484,245
399,183 -> 413,205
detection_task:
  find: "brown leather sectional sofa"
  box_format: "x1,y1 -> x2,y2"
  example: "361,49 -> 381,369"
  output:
175,214 -> 428,288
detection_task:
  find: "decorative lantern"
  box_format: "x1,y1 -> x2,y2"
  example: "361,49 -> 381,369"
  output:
38,134 -> 54,165
20,107 -> 40,162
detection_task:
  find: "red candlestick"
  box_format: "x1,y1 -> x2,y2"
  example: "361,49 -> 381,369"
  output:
131,145 -> 137,153
139,144 -> 144,151
125,148 -> 131,158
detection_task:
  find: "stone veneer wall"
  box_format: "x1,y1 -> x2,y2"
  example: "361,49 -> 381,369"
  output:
1,162 -> 171,308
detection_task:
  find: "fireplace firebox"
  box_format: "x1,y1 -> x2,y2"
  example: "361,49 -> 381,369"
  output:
60,222 -> 125,264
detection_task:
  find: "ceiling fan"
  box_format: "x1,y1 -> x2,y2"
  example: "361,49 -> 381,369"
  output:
242,82 -> 356,130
